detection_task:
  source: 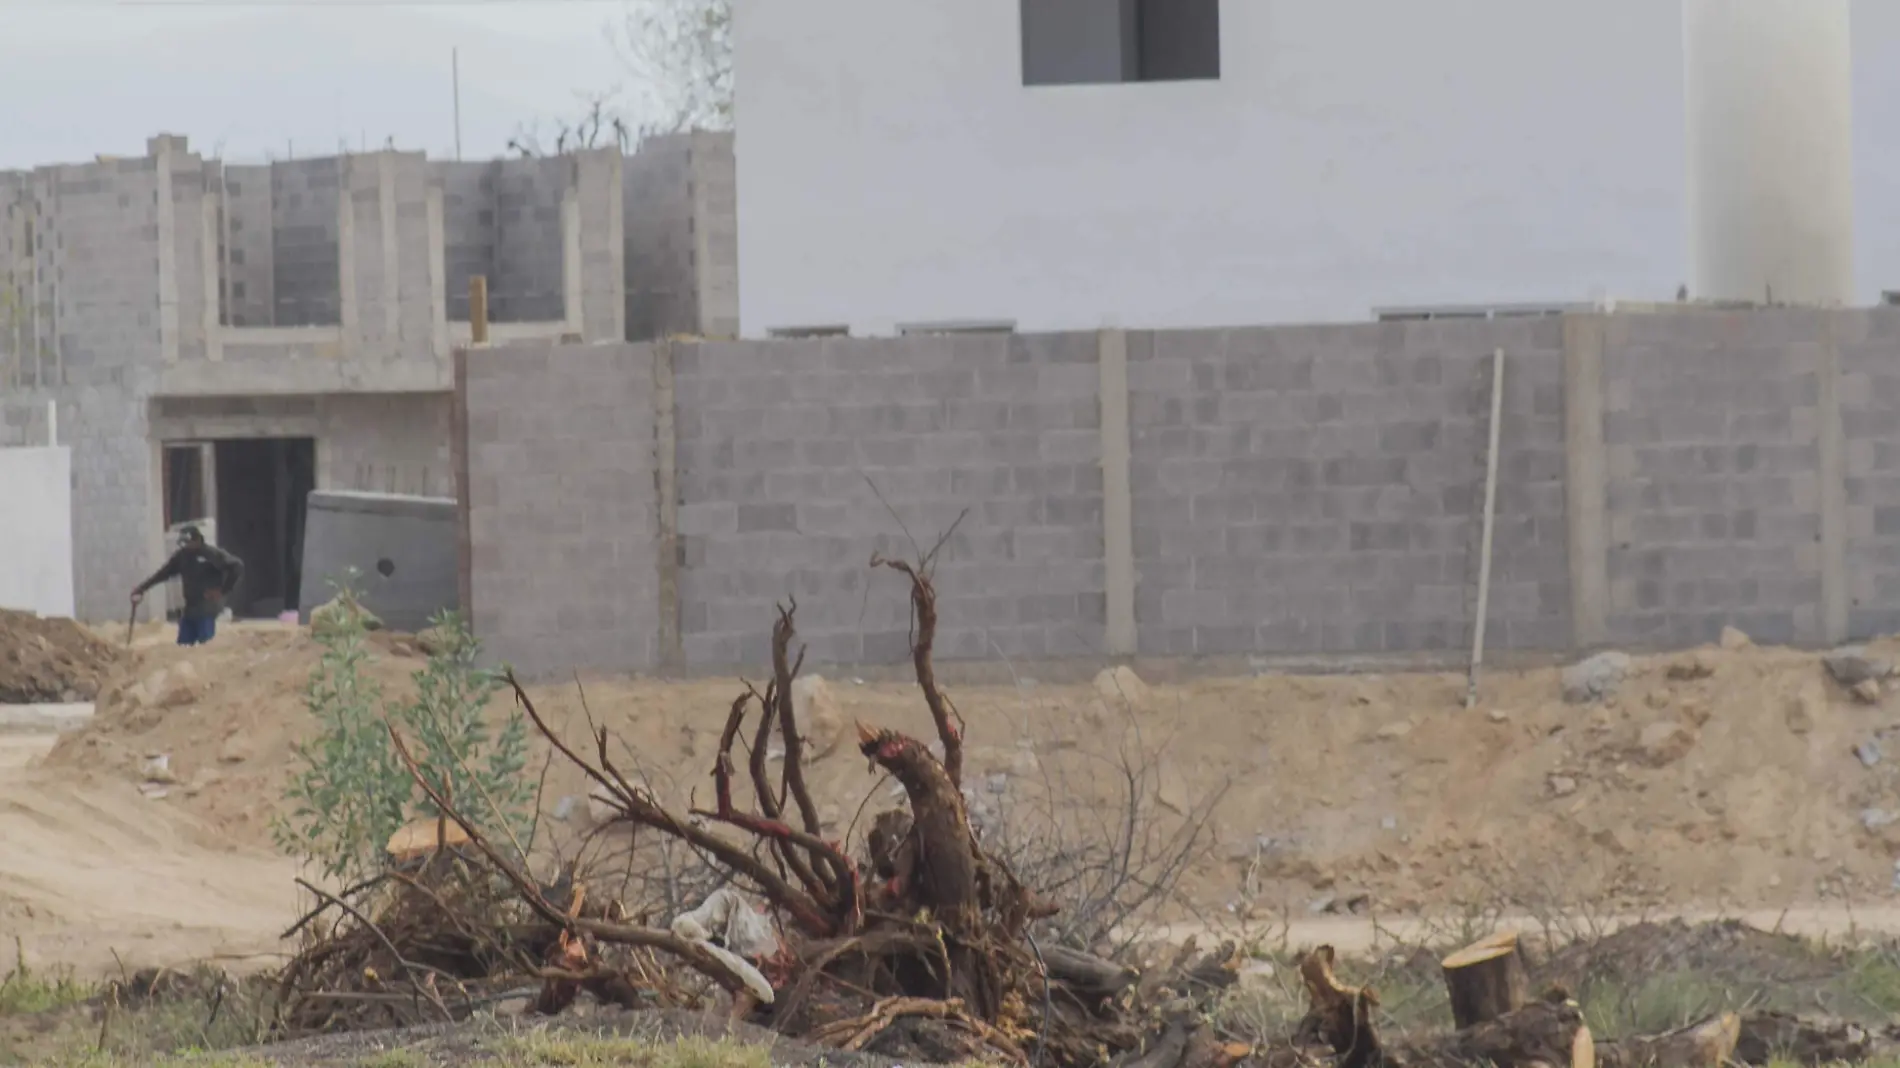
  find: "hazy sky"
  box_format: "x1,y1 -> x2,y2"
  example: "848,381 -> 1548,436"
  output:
0,0 -> 642,168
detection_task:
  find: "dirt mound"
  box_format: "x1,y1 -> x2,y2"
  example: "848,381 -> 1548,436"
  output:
1533,918 -> 1839,989
42,623 -> 429,846
37,625 -> 1900,918
0,608 -> 121,703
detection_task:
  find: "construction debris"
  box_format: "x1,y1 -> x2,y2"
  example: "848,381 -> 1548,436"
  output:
1563,651 -> 1631,704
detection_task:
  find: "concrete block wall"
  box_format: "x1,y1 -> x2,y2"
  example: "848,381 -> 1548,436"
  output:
459,307 -> 1900,677
10,152 -> 167,621
433,162 -> 493,323
488,156 -> 566,324
623,134 -> 703,340
269,158 -> 344,327
149,392 -> 453,499
322,393 -> 454,497
1833,311 -> 1900,638
673,331 -> 1105,667
0,130 -> 730,624
459,343 -> 663,674
688,133 -> 739,339
217,164 -> 277,327
340,152 -> 435,362
1601,312 -> 1829,647
575,150 -> 627,342
1124,319 -> 1570,657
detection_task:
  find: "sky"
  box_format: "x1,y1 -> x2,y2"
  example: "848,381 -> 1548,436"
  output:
0,0 -> 645,168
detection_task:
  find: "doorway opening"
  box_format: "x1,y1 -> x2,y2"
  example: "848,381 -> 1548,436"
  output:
212,438 -> 317,618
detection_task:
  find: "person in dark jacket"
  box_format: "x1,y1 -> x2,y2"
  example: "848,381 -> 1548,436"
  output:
131,526 -> 245,646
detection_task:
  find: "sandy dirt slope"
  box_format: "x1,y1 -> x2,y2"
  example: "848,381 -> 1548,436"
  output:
13,619 -> 1900,975
0,764 -> 299,977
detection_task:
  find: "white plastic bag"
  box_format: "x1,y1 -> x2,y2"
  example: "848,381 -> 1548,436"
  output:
671,888 -> 778,1003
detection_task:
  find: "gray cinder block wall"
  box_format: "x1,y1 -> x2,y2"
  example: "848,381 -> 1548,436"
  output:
460,307 -> 1900,679
623,132 -> 738,340
0,130 -> 724,622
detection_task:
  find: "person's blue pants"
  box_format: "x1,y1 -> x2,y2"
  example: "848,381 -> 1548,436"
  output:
177,616 -> 217,646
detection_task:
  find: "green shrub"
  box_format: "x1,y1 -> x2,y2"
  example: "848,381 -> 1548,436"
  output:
389,610 -> 533,844
273,574 -> 532,883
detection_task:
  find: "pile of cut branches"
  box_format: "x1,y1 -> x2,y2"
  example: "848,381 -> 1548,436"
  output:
275,553 -> 1234,1065
271,552 -> 1900,1068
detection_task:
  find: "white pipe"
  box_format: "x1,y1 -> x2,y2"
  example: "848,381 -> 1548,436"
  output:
45,399 -> 55,447
1466,347 -> 1504,711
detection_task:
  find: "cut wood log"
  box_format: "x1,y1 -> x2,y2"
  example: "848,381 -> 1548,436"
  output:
1043,944 -> 1138,1000
1596,1012 -> 1738,1068
1442,931 -> 1531,1029
1393,992 -> 1594,1068
1294,945 -> 1378,1058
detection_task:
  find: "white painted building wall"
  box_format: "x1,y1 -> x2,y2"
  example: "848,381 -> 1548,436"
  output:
1686,0 -> 1854,305
734,0 -> 1900,336
734,0 -> 1688,337
0,446 -> 75,618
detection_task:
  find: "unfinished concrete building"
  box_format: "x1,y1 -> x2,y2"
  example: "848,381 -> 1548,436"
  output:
0,131 -> 735,622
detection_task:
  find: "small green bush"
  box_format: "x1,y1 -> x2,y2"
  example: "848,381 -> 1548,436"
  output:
273,574 -> 532,883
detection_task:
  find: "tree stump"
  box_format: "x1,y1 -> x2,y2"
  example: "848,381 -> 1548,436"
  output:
1442,931 -> 1531,1030
1401,992 -> 1595,1068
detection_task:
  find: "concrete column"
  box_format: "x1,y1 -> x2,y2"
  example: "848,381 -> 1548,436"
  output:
1819,315 -> 1849,644
562,187 -> 583,333
153,139 -> 180,365
427,185 -> 448,360
651,339 -> 684,668
1098,328 -> 1137,656
338,159 -> 358,345
1562,314 -> 1611,649
606,151 -> 626,340
452,347 -> 473,624
378,154 -> 400,350
199,193 -> 223,361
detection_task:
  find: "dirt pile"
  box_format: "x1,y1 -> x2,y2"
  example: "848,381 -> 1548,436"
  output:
37,624 -> 1900,917
41,623 -> 428,844
0,607 -> 121,703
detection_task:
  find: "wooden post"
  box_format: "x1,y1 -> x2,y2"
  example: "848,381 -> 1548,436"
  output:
469,275 -> 489,345
1442,930 -> 1530,1030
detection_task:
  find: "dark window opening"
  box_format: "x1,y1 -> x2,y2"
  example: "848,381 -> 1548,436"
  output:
1021,0 -> 1220,87
162,444 -> 210,530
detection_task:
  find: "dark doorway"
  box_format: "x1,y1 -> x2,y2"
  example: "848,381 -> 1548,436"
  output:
214,437 -> 316,617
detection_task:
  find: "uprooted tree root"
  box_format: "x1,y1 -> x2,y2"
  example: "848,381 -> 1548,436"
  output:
271,555 -> 1890,1068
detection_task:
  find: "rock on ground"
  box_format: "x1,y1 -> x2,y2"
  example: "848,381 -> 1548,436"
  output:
1093,665 -> 1151,713
1825,647 -> 1892,688
1637,721 -> 1698,767
1563,651 -> 1632,704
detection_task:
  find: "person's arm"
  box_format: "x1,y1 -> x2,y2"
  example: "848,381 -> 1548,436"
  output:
132,551 -> 184,598
216,548 -> 245,595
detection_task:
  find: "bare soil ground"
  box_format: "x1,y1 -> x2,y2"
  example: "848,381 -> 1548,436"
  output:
11,621 -> 1900,981
0,608 -> 118,704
